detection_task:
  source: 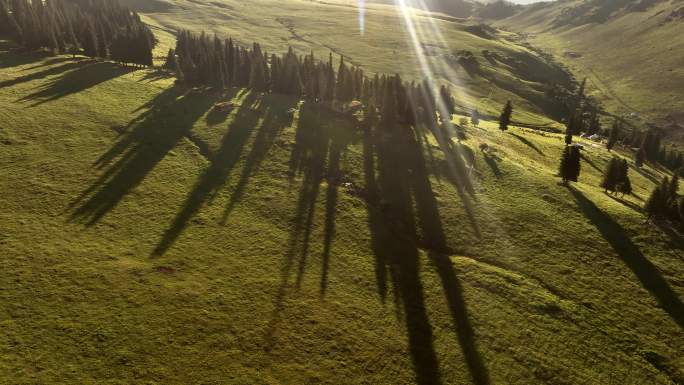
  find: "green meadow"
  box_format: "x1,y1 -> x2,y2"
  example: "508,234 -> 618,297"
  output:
1,0 -> 683,383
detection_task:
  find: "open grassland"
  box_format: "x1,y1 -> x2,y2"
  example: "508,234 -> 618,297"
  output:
119,0 -> 575,125
496,0 -> 684,132
1,42 -> 683,384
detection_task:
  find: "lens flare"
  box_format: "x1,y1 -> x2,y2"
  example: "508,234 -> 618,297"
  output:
359,0 -> 365,35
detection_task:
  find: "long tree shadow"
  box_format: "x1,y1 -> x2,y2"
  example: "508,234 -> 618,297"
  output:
0,60 -> 84,88
71,86 -> 220,225
265,102 -> 358,349
265,102 -> 334,349
365,122 -> 490,385
580,152 -> 602,173
606,194 -> 643,214
319,123 -> 352,295
286,102 -> 353,290
568,186 -> 684,329
22,57 -> 75,71
220,95 -> 298,224
18,61 -> 131,106
510,132 -> 544,156
152,91 -> 259,256
0,42 -> 54,69
483,153 -> 502,178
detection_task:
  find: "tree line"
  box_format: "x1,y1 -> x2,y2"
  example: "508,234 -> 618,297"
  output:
0,0 -> 155,66
165,30 -> 458,126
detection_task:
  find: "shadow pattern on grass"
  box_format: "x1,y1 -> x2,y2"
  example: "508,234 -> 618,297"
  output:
220,95 -> 298,224
152,91 -> 259,256
510,132 -> 544,156
264,102 -> 356,350
363,123 -> 489,385
568,186 -> 684,330
0,41 -> 55,69
0,60 -> 84,88
20,61 -> 131,106
71,86 -> 219,225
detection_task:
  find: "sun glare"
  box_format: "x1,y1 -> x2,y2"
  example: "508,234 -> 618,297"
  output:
359,0 -> 366,35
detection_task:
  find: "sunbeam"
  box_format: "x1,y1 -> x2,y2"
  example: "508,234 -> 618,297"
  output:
358,0 -> 366,35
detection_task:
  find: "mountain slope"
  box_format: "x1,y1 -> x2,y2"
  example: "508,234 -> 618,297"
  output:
495,0 -> 684,138
118,0 -> 580,125
1,41 -> 683,384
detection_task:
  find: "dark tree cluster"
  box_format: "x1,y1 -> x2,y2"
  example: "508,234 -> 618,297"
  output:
645,174 -> 682,225
626,129 -> 684,173
169,30 -> 457,125
600,157 -> 632,196
0,0 -> 155,66
560,77 -> 604,147
606,119 -> 621,151
498,100 -> 512,132
559,145 -> 581,184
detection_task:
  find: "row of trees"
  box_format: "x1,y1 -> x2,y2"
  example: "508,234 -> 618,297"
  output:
166,30 -> 458,125
559,79 -> 683,177
0,0 -> 155,66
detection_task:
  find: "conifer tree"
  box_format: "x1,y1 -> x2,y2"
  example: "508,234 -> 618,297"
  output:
564,124 -> 573,145
587,110 -> 600,135
600,158 -> 620,193
635,146 -> 645,168
81,21 -> 99,58
499,100 -> 512,132
616,159 -> 632,196
164,48 -> 177,71
577,77 -> 587,105
559,145 -> 581,184
645,177 -> 670,220
440,85 -> 455,119
607,119 -> 620,151
471,109 -> 480,127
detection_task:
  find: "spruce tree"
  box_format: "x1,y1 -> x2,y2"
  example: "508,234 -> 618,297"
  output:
559,145 -> 581,184
616,159 -> 632,196
81,20 -> 99,58
645,178 -> 669,220
564,124 -> 573,145
607,119 -> 620,151
577,77 -> 587,104
600,158 -> 620,193
635,146 -> 645,168
471,109 -> 480,127
499,101 -> 512,132
164,48 -> 177,71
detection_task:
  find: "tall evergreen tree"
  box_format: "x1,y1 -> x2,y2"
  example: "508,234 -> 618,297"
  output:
564,124 -> 573,145
600,158 -> 620,193
635,146 -> 646,168
559,145 -> 581,184
616,159 -> 632,196
499,100 -> 512,132
471,109 -> 480,127
645,177 -> 670,220
81,20 -> 98,58
607,119 -> 620,151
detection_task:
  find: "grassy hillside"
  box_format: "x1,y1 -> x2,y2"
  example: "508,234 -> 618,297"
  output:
117,0 -> 579,126
1,40 -> 683,384
495,0 -> 684,138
